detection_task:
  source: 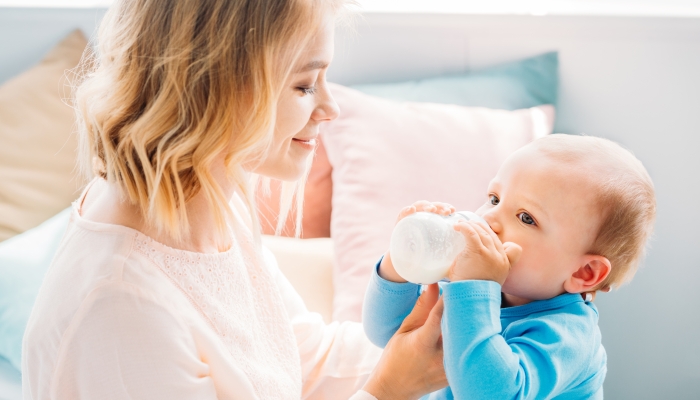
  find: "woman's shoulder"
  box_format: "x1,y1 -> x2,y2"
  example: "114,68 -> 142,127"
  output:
33,209 -> 196,333
52,208 -> 163,286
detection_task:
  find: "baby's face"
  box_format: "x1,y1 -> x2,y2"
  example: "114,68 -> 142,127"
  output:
475,145 -> 604,305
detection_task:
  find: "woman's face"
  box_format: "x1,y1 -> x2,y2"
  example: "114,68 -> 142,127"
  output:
253,20 -> 339,181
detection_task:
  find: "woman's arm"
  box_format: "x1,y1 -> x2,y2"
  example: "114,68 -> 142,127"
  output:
264,248 -> 447,400
263,246 -> 381,399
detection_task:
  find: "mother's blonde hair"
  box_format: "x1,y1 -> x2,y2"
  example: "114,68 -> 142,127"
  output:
76,0 -> 347,243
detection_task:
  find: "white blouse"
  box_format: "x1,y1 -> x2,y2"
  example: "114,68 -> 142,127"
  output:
21,195 -> 381,399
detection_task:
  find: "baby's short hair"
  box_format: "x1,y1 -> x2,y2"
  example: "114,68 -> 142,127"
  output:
533,134 -> 656,289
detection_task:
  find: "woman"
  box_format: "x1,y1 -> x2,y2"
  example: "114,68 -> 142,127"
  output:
21,0 -> 446,399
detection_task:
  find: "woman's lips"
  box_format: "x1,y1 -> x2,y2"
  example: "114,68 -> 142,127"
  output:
292,138 -> 317,148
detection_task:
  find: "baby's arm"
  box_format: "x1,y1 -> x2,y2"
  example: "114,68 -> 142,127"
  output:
442,282 -> 604,399
362,259 -> 421,347
363,201 -> 454,347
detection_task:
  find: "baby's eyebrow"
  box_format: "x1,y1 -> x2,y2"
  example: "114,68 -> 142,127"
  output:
521,196 -> 549,220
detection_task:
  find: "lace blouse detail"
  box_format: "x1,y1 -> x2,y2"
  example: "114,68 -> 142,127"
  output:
133,230 -> 302,399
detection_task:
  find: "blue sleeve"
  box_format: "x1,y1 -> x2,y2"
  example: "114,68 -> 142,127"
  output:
361,259 -> 422,347
442,280 -> 598,399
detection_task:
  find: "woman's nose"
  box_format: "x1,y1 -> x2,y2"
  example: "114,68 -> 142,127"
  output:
313,84 -> 340,122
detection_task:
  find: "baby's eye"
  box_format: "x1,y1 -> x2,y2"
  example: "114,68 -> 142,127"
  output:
518,212 -> 536,226
489,195 -> 499,205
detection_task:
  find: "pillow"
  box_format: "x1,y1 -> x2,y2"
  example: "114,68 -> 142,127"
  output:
0,30 -> 88,243
352,52 -> 558,110
257,52 -> 558,238
0,208 -> 71,371
261,235 -> 334,323
322,84 -> 554,322
0,354 -> 21,399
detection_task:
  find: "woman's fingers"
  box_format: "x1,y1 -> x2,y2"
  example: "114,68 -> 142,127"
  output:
362,283 -> 448,399
399,283 -> 440,333
416,296 -> 444,347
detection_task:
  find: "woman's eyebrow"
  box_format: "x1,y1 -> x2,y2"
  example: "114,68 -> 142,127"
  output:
296,60 -> 329,73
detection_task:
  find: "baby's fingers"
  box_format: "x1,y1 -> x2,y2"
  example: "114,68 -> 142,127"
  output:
432,202 -> 456,216
397,205 -> 418,222
470,221 -> 498,250
412,200 -> 439,213
503,242 -> 522,267
453,221 -> 484,250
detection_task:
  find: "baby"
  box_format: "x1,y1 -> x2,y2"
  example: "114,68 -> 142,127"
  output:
362,134 -> 656,399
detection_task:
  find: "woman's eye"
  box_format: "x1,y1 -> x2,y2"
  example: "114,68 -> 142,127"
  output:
297,86 -> 317,95
489,195 -> 499,205
518,212 -> 536,226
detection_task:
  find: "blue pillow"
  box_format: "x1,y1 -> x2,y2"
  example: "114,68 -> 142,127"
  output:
0,208 -> 71,371
351,52 -> 558,111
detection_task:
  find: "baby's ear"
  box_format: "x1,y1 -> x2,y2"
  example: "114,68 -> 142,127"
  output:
564,255 -> 611,294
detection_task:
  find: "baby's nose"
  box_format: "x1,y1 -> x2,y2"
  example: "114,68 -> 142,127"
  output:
484,217 -> 502,234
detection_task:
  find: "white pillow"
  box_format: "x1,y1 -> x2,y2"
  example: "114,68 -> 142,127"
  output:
262,235 -> 334,323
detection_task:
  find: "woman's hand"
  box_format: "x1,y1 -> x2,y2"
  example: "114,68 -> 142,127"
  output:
379,201 -> 456,283
362,284 -> 448,399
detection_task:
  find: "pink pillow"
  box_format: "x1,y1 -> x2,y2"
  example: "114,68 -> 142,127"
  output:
321,83 -> 554,322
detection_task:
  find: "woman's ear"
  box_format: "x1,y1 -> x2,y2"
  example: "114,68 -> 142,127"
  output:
564,255 -> 612,294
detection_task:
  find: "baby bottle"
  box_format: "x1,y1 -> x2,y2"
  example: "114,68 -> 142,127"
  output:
389,211 -> 486,284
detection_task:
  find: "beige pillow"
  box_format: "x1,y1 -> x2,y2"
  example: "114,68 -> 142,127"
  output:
261,235 -> 334,323
0,30 -> 88,242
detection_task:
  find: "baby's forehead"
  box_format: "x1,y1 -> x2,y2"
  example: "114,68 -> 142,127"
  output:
501,134 -> 644,211
498,144 -> 608,211
512,135 -> 634,183
507,152 -> 600,193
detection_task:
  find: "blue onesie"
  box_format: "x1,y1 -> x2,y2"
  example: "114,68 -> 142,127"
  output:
363,261 -> 607,399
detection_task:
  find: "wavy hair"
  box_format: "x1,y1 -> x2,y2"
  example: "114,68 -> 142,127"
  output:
75,0 -> 349,244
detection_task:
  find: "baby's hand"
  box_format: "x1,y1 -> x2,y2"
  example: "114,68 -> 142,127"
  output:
396,200 -> 456,223
448,220 -> 522,285
379,201 -> 457,283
